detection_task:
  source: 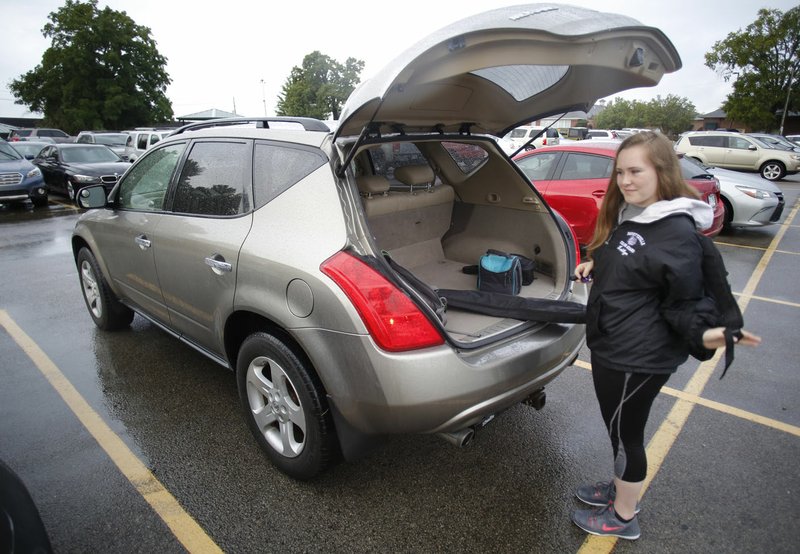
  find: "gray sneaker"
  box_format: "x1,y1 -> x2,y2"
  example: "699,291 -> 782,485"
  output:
575,481 -> 640,513
571,504 -> 641,540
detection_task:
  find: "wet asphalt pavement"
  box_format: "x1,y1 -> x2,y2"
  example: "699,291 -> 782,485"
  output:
1,181 -> 799,553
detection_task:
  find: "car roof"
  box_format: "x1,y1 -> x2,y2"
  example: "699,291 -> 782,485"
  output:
336,3 -> 680,139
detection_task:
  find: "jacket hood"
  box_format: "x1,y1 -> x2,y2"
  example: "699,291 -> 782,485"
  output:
621,197 -> 713,231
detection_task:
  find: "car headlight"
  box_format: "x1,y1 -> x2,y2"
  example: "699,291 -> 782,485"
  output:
26,167 -> 41,178
791,155 -> 800,161
735,185 -> 772,199
72,174 -> 101,184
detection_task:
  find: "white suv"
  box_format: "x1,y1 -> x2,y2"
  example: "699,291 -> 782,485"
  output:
71,4 -> 680,479
123,129 -> 173,161
675,131 -> 800,181
504,126 -> 561,153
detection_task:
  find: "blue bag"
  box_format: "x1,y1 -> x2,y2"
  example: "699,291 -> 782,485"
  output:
478,251 -> 522,295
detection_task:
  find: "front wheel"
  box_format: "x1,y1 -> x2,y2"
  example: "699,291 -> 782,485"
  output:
77,247 -> 134,330
760,161 -> 785,181
236,333 -> 339,480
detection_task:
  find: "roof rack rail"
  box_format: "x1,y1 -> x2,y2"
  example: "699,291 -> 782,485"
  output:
171,117 -> 330,136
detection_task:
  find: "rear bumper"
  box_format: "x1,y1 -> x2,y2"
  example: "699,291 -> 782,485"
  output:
294,320 -> 586,435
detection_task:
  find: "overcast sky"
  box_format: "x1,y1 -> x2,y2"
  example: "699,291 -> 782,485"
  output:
1,0 -> 797,121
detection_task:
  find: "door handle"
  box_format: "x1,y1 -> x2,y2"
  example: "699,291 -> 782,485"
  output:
135,235 -> 151,250
591,190 -> 606,198
205,254 -> 232,274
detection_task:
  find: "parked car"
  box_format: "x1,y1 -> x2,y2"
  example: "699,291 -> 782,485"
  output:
33,144 -> 130,201
503,125 -> 561,153
584,129 -> 619,140
747,133 -> 800,153
71,4 -> 681,479
786,134 -> 800,145
75,131 -> 133,161
0,139 -> 48,207
123,129 -> 173,162
7,128 -> 73,143
674,130 -> 800,181
8,141 -> 51,160
513,141 -> 724,246
680,155 -> 784,229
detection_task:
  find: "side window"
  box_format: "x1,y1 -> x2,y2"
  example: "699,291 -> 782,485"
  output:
172,141 -> 251,216
559,153 -> 613,180
76,135 -> 91,144
137,134 -> 148,150
441,142 -> 488,174
689,135 -> 725,147
253,142 -> 327,209
727,136 -> 752,150
516,151 -> 560,182
368,142 -> 428,181
150,134 -> 161,146
118,143 -> 186,211
126,135 -> 134,147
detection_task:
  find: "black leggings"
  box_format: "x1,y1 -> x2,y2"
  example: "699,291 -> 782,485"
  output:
591,356 -> 670,482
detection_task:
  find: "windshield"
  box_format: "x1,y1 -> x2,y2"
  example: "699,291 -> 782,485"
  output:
61,146 -> 121,163
0,141 -> 22,160
94,133 -> 129,146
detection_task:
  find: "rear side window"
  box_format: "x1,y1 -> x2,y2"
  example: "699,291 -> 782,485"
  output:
137,134 -> 148,150
76,135 -> 92,143
442,142 -> 488,174
688,135 -> 725,147
368,142 -> 428,181
173,141 -> 251,216
252,142 -> 327,209
559,153 -> 613,180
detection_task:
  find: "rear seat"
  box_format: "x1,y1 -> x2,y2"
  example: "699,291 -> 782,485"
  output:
357,164 -> 455,267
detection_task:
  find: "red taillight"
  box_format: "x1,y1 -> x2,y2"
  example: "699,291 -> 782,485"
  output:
542,138 -> 548,145
320,252 -> 444,352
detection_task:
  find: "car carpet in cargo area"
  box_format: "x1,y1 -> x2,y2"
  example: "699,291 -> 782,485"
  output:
437,289 -> 586,324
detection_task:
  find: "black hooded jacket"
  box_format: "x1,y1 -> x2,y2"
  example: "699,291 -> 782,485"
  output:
586,206 -> 718,374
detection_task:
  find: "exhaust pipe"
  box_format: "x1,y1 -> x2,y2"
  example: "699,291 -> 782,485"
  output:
437,427 -> 475,448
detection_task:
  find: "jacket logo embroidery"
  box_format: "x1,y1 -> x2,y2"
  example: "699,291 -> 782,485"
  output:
616,231 -> 646,256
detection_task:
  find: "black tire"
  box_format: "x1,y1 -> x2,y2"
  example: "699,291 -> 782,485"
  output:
760,161 -> 785,181
30,196 -> 48,208
76,247 -> 134,330
721,197 -> 733,230
236,332 -> 338,480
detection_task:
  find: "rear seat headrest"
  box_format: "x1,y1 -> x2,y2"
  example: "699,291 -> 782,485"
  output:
395,164 -> 434,187
356,175 -> 390,196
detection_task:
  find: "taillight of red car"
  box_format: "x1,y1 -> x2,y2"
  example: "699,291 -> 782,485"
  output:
320,252 -> 445,352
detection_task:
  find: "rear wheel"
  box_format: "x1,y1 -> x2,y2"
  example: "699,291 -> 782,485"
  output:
760,161 -> 785,181
721,197 -> 733,230
77,247 -> 134,330
236,332 -> 338,480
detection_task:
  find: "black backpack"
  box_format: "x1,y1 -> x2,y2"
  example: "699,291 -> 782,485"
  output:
696,233 -> 744,379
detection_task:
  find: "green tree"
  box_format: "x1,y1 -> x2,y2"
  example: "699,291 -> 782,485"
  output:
276,51 -> 364,120
705,6 -> 800,131
9,0 -> 173,133
594,95 -> 696,137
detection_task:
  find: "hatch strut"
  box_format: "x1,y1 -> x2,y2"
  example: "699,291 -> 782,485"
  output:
509,112 -> 568,159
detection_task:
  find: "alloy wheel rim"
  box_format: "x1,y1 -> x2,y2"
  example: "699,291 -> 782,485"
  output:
80,260 -> 102,318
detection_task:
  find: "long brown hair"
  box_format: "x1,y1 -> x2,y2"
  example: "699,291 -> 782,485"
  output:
586,131 -> 700,257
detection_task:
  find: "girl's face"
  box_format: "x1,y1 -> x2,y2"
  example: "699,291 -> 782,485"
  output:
615,144 -> 659,208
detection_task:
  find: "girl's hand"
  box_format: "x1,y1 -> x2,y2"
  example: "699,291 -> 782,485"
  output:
574,260 -> 594,281
702,328 -> 762,349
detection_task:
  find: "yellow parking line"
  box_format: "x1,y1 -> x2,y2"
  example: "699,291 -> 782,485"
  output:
578,199 -> 799,552
734,293 -> 800,309
0,310 -> 222,554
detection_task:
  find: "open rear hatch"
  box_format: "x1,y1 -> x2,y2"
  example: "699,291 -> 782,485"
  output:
335,3 -> 681,345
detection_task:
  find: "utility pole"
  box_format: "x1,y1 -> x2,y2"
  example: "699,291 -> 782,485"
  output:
260,79 -> 267,116
779,65 -> 795,136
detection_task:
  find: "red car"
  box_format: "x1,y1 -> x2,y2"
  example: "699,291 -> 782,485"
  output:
513,141 -> 724,246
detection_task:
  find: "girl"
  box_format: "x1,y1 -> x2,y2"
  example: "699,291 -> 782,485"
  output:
571,132 -> 761,540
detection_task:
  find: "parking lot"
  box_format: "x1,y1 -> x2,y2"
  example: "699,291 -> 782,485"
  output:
1,177 -> 799,553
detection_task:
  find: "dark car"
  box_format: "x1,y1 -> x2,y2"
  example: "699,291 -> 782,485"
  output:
75,131 -> 133,161
0,139 -> 48,207
513,140 -> 724,246
33,144 -> 130,201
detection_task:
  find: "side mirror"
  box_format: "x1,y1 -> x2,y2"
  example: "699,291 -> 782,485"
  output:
748,145 -> 757,151
77,185 -> 109,209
